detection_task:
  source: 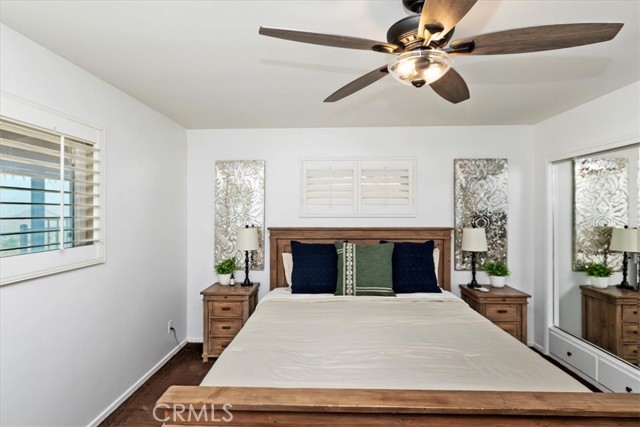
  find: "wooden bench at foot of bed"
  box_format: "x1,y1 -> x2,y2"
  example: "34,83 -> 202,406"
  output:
156,386 -> 640,426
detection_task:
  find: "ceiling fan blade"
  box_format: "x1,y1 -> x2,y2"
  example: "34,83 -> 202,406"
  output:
324,65 -> 389,102
429,68 -> 470,104
448,23 -> 624,55
259,26 -> 399,53
417,0 -> 478,39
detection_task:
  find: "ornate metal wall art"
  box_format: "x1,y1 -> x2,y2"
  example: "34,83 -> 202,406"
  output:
573,158 -> 628,271
215,160 -> 265,270
454,159 -> 508,270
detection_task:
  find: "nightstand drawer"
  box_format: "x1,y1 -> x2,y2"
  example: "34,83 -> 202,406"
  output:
494,321 -> 520,339
210,318 -> 242,336
622,323 -> 638,341
459,285 -> 530,345
622,305 -> 639,322
622,344 -> 639,362
463,297 -> 479,312
210,301 -> 243,317
208,337 -> 234,356
486,304 -> 519,321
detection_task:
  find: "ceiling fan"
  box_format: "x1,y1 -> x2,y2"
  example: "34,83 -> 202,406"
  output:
259,0 -> 623,104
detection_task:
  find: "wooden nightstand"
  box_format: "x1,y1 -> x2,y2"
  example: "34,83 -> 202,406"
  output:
201,283 -> 259,362
581,285 -> 639,364
459,284 -> 530,344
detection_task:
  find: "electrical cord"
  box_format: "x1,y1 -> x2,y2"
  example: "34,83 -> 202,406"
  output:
170,326 -> 179,346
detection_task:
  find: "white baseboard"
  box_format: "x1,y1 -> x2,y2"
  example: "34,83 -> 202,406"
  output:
531,342 -> 546,354
86,339 -> 188,427
187,336 -> 203,343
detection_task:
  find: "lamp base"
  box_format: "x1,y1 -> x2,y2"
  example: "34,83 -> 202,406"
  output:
617,281 -> 635,290
242,250 -> 252,286
467,280 -> 481,289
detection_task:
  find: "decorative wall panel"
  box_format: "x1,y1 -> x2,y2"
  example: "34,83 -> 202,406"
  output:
573,158 -> 628,270
215,160 -> 265,270
454,159 -> 508,270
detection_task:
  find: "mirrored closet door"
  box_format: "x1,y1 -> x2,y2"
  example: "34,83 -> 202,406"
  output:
552,144 -> 640,369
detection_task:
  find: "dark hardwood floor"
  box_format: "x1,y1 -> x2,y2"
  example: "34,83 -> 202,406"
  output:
99,343 -> 599,426
99,343 -> 212,427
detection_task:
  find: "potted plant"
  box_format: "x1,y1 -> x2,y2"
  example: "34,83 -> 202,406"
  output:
214,258 -> 237,285
585,262 -> 613,288
483,260 -> 510,288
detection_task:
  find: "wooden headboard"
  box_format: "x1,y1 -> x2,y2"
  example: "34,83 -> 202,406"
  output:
269,227 -> 453,291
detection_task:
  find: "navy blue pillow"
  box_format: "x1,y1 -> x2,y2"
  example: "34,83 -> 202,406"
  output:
381,240 -> 441,293
290,241 -> 338,294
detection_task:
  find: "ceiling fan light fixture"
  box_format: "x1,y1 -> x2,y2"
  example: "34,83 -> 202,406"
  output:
388,50 -> 452,87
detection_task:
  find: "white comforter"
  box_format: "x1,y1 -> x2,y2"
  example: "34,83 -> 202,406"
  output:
201,289 -> 588,392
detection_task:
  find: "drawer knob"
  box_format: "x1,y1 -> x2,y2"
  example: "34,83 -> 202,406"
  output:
497,309 -> 508,314
222,307 -> 231,311
221,344 -> 228,349
222,326 -> 231,330
566,351 -> 572,357
625,386 -> 632,393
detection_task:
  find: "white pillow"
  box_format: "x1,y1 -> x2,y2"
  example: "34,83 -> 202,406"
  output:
282,252 -> 293,286
433,247 -> 440,284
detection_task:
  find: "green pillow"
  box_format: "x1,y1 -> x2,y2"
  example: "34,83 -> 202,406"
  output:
335,242 -> 396,296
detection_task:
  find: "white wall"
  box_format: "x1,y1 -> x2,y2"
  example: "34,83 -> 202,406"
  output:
186,126 -> 535,341
533,81 -> 640,348
0,25 -> 188,427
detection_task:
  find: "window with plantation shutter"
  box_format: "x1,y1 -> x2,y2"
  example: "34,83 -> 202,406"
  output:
359,160 -> 414,216
301,159 -> 415,217
302,160 -> 356,216
0,99 -> 104,285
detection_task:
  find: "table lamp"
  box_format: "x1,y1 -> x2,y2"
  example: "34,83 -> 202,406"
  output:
609,226 -> 638,290
236,225 -> 259,286
462,227 -> 487,288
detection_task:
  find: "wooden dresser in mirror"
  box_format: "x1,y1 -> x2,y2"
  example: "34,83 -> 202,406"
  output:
581,285 -> 639,365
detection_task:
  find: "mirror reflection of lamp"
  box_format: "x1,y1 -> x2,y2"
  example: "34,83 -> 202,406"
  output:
462,227 -> 488,288
608,226 -> 638,290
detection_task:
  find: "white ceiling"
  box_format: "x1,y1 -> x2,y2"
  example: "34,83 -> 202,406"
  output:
1,0 -> 638,129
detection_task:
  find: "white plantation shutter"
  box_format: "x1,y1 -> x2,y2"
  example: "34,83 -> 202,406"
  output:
302,160 -> 356,216
1,120 -> 101,255
359,160 -> 414,216
0,97 -> 104,285
301,159 -> 415,217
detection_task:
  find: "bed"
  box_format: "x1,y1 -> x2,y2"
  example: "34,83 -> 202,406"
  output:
157,227 -> 639,426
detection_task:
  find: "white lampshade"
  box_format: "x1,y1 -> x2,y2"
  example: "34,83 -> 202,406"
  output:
461,228 -> 488,252
609,227 -> 639,253
236,226 -> 259,251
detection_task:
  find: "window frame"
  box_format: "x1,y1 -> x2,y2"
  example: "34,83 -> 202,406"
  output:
0,92 -> 105,285
300,158 -> 416,218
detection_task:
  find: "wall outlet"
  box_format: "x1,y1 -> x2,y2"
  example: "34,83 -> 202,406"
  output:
167,319 -> 174,334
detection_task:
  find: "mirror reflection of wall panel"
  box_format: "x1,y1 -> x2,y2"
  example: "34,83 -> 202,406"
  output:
454,159 -> 508,271
573,158 -> 628,271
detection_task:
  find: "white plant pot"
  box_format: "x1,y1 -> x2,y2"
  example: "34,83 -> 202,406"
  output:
591,276 -> 609,288
218,274 -> 232,285
490,276 -> 506,287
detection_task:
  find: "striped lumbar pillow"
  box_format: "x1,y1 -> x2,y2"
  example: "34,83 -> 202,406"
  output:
335,242 -> 395,297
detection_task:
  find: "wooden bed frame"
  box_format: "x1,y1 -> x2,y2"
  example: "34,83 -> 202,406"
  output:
269,227 -> 452,291
157,227 -> 640,426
